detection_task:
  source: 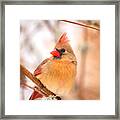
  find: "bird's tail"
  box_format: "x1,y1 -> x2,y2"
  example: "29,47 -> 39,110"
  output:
29,89 -> 43,100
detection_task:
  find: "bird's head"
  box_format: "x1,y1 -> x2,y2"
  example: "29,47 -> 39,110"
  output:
50,33 -> 76,60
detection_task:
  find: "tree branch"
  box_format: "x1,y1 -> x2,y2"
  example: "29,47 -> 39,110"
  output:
21,82 -> 46,96
20,64 -> 61,100
60,20 -> 100,31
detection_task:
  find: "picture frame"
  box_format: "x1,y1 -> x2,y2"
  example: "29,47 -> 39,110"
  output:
0,0 -> 119,119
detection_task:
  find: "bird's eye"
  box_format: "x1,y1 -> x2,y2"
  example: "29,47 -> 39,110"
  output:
60,48 -> 65,53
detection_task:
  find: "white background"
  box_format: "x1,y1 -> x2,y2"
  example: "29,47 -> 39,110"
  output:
5,5 -> 115,115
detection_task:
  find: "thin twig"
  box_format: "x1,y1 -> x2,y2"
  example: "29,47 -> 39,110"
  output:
20,64 -> 61,100
21,82 -> 47,96
60,20 -> 100,31
21,82 -> 34,90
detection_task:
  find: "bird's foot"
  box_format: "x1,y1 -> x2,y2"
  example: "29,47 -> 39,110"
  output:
36,95 -> 61,100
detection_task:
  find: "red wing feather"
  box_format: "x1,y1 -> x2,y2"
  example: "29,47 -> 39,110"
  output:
34,68 -> 41,76
34,58 -> 49,76
29,58 -> 49,100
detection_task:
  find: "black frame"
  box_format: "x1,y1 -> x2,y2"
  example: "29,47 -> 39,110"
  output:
0,0 -> 119,119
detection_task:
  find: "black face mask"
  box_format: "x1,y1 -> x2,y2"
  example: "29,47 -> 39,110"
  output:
56,48 -> 65,56
53,48 -> 65,59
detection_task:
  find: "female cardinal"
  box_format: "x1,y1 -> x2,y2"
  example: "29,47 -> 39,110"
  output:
29,33 -> 77,100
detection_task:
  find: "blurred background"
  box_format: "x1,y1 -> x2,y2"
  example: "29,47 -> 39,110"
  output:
20,20 -> 100,100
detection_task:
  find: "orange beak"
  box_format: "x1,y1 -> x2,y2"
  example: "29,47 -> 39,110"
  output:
50,49 -> 60,57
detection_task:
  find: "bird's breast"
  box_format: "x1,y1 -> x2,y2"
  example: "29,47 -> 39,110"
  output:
46,59 -> 76,82
36,59 -> 76,96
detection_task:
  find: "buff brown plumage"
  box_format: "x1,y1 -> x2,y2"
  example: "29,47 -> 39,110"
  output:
29,33 -> 77,100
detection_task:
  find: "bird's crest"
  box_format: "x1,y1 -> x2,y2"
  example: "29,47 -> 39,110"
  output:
58,32 -> 69,43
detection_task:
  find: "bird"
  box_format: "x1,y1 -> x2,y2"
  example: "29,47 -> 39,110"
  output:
29,32 -> 77,100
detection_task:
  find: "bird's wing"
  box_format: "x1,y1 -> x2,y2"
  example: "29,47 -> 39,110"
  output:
34,58 -> 49,76
29,58 -> 49,100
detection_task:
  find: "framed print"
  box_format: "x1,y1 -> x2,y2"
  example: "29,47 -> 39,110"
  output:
0,0 -> 119,119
